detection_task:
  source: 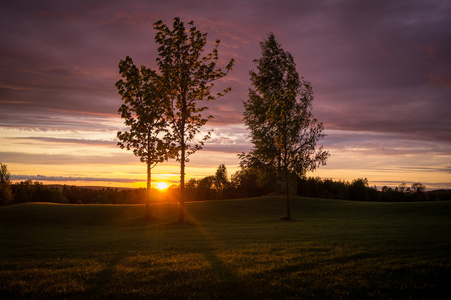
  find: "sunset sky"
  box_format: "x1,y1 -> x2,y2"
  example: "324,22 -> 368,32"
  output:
1,0 -> 450,189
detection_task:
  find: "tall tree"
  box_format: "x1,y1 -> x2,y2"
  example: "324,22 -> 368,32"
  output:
243,33 -> 329,220
116,56 -> 169,220
153,18 -> 234,223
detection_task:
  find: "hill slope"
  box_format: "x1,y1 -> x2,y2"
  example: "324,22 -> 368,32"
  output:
1,196 -> 451,298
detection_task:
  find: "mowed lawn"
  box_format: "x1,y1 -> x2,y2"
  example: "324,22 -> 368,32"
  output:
1,196 -> 450,299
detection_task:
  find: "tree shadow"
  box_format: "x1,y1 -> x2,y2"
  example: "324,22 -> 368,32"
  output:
200,249 -> 252,297
181,211 -> 260,297
80,253 -> 125,297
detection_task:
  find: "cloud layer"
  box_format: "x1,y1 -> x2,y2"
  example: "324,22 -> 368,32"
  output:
1,0 -> 450,188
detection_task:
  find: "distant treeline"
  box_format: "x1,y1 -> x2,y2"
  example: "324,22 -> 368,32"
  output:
10,180 -> 67,204
4,172 -> 451,206
9,180 -> 170,205
297,177 -> 451,202
182,171 -> 451,202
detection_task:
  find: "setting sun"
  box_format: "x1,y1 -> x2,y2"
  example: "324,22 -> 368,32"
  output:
156,182 -> 169,190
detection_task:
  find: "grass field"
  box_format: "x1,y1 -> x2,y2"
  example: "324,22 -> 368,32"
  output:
1,196 -> 450,299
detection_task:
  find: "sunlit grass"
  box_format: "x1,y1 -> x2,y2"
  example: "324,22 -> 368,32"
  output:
1,197 -> 450,298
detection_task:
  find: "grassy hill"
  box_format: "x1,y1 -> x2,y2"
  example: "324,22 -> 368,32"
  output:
1,196 -> 450,299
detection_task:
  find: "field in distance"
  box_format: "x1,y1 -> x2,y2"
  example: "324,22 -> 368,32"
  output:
1,196 -> 450,299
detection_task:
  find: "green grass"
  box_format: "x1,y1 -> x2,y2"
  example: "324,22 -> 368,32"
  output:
1,196 -> 450,299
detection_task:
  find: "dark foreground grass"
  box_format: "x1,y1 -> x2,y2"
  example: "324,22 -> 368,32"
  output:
1,196 -> 450,299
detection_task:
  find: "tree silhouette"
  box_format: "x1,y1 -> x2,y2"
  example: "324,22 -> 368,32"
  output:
213,164 -> 229,200
0,163 -> 13,206
411,183 -> 426,194
153,17 -> 234,223
243,33 -> 329,220
116,56 -> 169,220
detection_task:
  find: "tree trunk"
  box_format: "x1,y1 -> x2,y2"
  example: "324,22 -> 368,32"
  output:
179,142 -> 185,223
145,159 -> 151,220
179,94 -> 187,224
284,156 -> 291,220
283,129 -> 291,220
277,153 -> 282,193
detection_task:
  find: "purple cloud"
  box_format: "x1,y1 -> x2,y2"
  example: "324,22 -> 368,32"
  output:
1,0 -> 450,187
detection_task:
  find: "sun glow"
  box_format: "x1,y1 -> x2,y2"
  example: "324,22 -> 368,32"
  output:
156,181 -> 169,190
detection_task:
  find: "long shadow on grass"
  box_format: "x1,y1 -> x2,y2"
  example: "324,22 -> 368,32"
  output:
72,253 -> 125,298
184,219 -> 262,297
200,249 -> 253,297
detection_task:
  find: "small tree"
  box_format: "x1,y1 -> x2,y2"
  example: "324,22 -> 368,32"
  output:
197,176 -> 215,200
243,33 -> 329,220
349,178 -> 369,201
153,17 -> 234,223
213,164 -> 229,199
411,183 -> 426,194
398,183 -> 407,193
116,56 -> 169,220
0,163 -> 13,206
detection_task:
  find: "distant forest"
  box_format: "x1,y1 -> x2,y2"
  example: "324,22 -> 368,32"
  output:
6,165 -> 451,205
